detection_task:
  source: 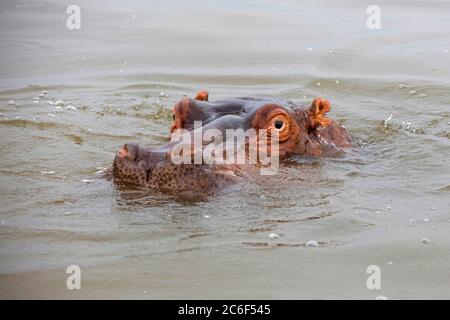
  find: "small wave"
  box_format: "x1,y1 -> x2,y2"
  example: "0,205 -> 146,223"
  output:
113,83 -> 187,92
0,118 -> 64,130
242,240 -> 339,249
64,133 -> 84,145
0,84 -> 95,97
438,185 -> 450,192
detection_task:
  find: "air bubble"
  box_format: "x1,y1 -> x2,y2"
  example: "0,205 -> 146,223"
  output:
305,240 -> 319,247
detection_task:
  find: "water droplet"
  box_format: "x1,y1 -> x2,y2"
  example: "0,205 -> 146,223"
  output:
268,233 -> 279,240
420,238 -> 429,244
41,171 -> 56,175
8,99 -> 16,105
305,240 -> 319,247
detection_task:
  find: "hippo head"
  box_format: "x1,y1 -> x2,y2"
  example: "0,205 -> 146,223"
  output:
112,92 -> 351,195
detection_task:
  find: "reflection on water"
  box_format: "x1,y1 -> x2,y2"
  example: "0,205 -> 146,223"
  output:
0,0 -> 449,299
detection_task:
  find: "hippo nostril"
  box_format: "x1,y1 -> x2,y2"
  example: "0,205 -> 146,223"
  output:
118,143 -> 138,161
118,146 -> 128,158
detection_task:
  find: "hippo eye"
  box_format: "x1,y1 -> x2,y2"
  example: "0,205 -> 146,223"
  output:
269,115 -> 290,140
274,119 -> 284,130
172,114 -> 176,120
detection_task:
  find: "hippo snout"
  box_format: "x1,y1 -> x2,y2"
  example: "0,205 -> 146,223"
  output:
117,143 -> 139,160
112,140 -> 239,194
113,143 -> 155,186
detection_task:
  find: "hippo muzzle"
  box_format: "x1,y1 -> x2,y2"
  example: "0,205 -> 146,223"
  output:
113,141 -> 241,194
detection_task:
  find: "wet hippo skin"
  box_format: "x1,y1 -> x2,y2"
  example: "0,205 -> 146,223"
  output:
112,91 -> 351,195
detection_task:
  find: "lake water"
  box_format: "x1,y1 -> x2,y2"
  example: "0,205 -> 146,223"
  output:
0,0 -> 449,299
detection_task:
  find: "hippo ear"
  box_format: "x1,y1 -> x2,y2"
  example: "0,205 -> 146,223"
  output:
309,97 -> 332,128
195,90 -> 209,101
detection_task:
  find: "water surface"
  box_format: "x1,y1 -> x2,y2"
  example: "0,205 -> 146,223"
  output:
0,0 -> 449,299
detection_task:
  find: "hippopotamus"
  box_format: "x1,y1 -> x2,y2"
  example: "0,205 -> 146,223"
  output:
111,91 -> 351,196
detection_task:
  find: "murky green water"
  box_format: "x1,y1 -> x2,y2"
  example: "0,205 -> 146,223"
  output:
0,0 -> 449,299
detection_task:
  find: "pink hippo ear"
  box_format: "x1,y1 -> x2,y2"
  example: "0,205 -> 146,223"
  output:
195,90 -> 209,101
309,97 -> 332,128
